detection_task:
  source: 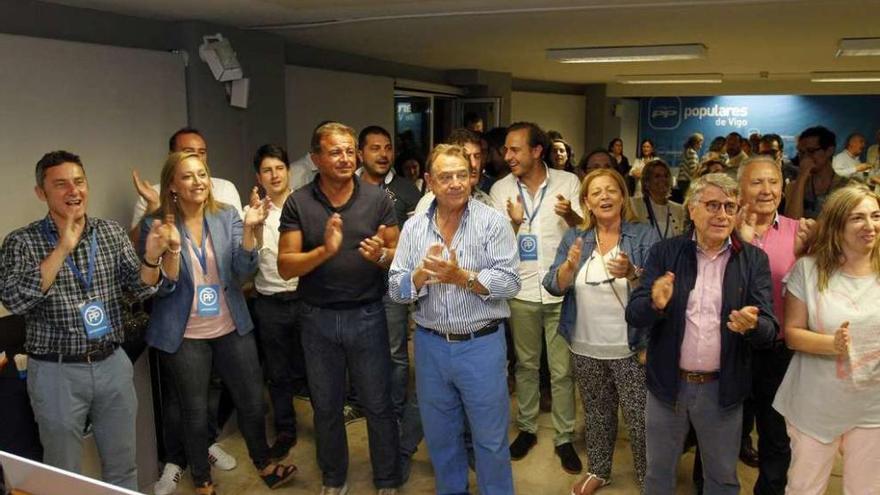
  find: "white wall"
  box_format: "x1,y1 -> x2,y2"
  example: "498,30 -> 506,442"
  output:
510,91 -> 586,163
0,33 -> 186,239
285,65 -> 394,158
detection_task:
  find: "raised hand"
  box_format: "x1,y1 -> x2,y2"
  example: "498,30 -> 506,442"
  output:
132,170 -> 160,213
833,321 -> 851,355
249,186 -> 261,209
794,217 -> 817,256
797,154 -> 817,179
566,237 -> 583,267
423,247 -> 465,285
158,213 -> 181,253
606,250 -> 632,279
244,197 -> 270,227
324,213 -> 343,256
651,271 -> 675,310
506,196 -> 524,226
57,214 -> 85,254
727,305 -> 758,334
144,217 -> 171,261
359,224 -> 387,263
736,203 -> 758,243
554,194 -> 574,218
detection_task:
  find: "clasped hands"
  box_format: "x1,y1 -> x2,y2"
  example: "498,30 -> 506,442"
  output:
650,272 -> 758,333
413,243 -> 468,288
144,214 -> 181,264
323,213 -> 388,264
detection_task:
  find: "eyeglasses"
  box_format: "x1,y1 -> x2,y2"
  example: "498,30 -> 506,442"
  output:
700,200 -> 739,215
434,171 -> 470,185
798,147 -> 824,156
583,251 -> 616,286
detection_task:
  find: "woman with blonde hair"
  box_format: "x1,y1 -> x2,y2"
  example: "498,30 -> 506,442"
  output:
544,168 -> 660,494
138,152 -> 296,494
774,184 -> 880,493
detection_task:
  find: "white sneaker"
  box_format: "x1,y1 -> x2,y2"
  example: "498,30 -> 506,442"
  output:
208,443 -> 237,471
320,482 -> 349,495
154,463 -> 183,495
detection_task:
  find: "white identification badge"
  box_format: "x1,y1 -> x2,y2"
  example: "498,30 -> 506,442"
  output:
196,285 -> 221,317
80,299 -> 110,340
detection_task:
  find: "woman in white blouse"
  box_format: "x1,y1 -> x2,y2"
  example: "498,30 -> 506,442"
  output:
774,184 -> 880,494
629,159 -> 686,240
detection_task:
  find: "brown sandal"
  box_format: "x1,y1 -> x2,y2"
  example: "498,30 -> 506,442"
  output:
571,473 -> 610,495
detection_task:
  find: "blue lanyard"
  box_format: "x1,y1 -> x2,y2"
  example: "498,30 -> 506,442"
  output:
516,180 -> 548,229
41,218 -> 98,294
183,218 -> 209,274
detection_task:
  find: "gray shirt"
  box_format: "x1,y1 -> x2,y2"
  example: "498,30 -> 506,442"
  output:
279,175 -> 397,307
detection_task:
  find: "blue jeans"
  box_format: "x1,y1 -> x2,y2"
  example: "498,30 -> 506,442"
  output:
28,348 -> 138,490
253,294 -> 307,436
384,294 -> 409,418
415,325 -> 513,495
645,380 -> 742,495
159,331 -> 270,485
300,300 -> 400,489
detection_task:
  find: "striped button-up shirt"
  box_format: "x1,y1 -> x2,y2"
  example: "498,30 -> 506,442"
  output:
389,198 -> 520,334
0,215 -> 157,355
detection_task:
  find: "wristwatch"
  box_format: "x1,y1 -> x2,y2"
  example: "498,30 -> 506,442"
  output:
376,247 -> 389,265
465,271 -> 477,292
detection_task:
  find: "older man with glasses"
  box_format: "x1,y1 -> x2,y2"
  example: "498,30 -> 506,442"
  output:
626,173 -> 779,495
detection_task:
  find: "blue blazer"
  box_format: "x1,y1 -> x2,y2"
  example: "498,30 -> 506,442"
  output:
138,205 -> 258,353
543,221 -> 660,350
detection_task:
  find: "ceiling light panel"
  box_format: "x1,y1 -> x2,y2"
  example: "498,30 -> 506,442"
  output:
547,44 -> 707,64
616,73 -> 723,84
836,38 -> 880,57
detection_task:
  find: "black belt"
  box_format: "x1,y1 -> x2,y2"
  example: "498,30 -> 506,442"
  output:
261,291 -> 299,302
679,369 -> 720,384
31,344 -> 118,364
421,321 -> 501,342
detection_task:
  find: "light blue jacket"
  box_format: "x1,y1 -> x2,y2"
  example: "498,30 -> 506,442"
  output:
138,205 -> 258,353
542,221 -> 659,350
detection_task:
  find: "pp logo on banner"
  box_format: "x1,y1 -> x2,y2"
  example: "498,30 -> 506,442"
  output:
518,234 -> 539,261
648,96 -> 682,130
197,285 -> 220,317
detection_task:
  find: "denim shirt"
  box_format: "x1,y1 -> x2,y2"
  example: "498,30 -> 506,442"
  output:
542,221 -> 660,350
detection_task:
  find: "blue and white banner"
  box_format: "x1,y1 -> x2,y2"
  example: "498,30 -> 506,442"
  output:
639,95 -> 880,166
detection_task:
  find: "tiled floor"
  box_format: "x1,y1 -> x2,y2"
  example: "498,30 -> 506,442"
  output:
154,395 -> 844,494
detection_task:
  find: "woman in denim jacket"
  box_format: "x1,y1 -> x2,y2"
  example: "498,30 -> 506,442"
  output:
543,168 -> 660,495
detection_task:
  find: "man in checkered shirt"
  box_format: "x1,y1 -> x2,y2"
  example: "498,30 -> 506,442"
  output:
0,150 -> 176,490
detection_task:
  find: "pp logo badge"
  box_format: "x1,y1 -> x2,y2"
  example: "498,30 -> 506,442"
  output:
84,304 -> 105,326
648,96 -> 682,130
197,285 -> 221,317
199,287 -> 218,306
518,234 -> 539,261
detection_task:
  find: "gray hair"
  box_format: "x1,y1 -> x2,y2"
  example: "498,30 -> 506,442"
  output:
736,155 -> 782,182
685,172 -> 739,208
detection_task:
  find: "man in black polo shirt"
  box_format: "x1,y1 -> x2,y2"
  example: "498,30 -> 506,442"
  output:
355,125 -> 420,419
278,122 -> 401,495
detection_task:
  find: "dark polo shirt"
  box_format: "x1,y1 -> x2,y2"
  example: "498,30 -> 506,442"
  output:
279,175 -> 397,307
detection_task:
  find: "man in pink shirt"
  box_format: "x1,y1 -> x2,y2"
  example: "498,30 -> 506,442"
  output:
736,156 -> 813,495
626,173 -> 778,495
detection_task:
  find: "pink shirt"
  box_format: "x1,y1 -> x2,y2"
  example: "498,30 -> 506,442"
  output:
679,242 -> 731,372
749,215 -> 797,338
184,235 -> 236,340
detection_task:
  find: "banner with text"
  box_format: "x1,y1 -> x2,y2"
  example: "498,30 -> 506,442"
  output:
638,95 -> 880,167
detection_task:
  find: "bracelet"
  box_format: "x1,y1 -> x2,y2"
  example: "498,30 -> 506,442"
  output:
141,256 -> 160,269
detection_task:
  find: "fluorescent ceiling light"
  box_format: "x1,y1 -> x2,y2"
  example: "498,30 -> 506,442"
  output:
811,71 -> 880,83
617,73 -> 723,84
547,44 -> 706,64
836,38 -> 880,57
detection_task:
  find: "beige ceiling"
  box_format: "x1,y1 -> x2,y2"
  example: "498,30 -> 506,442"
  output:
44,0 -> 880,85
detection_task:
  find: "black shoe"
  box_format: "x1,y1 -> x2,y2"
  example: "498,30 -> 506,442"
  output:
554,442 -> 582,474
509,431 -> 537,460
738,441 -> 759,468
269,431 -> 297,461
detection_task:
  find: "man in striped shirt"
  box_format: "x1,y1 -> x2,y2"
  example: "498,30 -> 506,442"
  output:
389,144 -> 521,495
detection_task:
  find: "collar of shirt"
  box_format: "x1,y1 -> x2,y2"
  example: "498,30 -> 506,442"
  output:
691,232 -> 733,257
310,174 -> 361,212
355,167 -> 395,186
